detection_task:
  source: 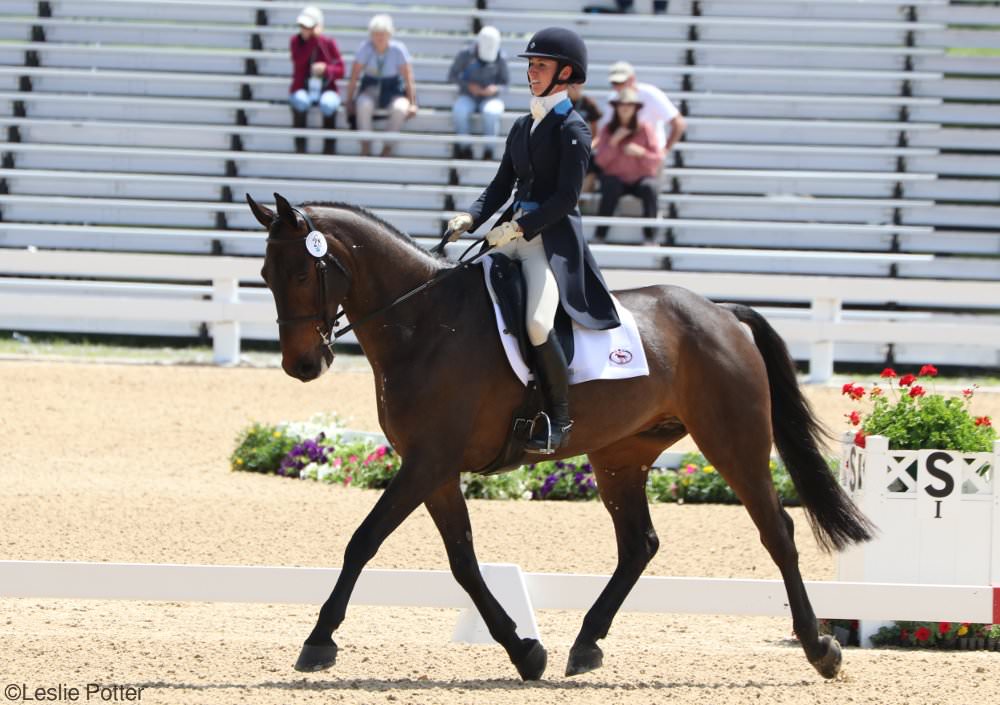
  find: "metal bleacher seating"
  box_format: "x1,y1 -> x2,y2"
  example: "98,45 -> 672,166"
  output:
1,0 -> 998,373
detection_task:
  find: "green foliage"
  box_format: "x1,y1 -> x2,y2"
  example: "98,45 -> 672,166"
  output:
646,452 -> 803,506
230,426 -> 820,507
844,368 -> 996,456
863,392 -> 995,453
461,469 -> 532,500
230,423 -> 298,474
870,621 -> 999,649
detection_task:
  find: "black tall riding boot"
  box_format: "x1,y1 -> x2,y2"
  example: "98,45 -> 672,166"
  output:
292,109 -> 307,154
525,332 -> 573,454
322,113 -> 337,155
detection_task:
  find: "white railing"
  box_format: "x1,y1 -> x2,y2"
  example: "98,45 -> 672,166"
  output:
1,560 -> 995,646
3,249 -> 999,378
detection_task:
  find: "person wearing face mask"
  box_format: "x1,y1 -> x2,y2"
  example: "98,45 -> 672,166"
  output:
448,26 -> 510,161
444,27 -> 621,455
288,6 -> 345,154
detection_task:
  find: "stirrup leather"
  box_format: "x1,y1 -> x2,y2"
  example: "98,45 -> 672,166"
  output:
526,411 -> 573,455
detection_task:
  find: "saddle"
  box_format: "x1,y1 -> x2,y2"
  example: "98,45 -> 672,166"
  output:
474,254 -> 575,475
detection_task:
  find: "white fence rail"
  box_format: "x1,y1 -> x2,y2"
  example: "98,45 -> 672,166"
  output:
1,560 -> 996,646
2,249 -> 999,379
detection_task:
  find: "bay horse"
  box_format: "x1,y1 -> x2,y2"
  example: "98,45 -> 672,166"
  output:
247,193 -> 873,682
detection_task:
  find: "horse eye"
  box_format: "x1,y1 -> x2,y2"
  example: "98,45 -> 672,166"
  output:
295,270 -> 309,284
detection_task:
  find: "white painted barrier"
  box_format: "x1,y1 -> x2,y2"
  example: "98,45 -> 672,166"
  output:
2,560 -> 997,645
4,249 -> 1000,377
839,436 -> 1000,645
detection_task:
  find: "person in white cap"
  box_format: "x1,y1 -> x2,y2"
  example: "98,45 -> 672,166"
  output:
599,61 -> 685,154
344,14 -> 418,157
447,26 -> 510,161
288,6 -> 345,154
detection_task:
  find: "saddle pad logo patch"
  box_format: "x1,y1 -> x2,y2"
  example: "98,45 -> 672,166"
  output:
609,348 -> 633,365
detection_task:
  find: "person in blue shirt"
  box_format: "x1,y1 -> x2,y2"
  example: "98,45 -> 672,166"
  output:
446,27 -> 621,454
448,26 -> 510,161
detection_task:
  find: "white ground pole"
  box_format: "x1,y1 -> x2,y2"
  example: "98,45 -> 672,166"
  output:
2,561 -> 997,645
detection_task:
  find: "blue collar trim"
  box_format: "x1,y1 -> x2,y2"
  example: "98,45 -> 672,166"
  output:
553,98 -> 572,116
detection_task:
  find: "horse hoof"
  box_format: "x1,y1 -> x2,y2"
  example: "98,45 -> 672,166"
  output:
294,640 -> 338,672
512,638 -> 547,681
565,641 -> 603,676
810,635 -> 842,679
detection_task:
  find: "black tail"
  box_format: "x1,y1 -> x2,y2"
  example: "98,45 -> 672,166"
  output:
721,303 -> 876,552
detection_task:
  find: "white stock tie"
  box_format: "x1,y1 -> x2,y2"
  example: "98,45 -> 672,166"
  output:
530,97 -> 547,122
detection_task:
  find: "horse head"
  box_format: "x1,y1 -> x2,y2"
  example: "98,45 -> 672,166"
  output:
248,192 -> 351,382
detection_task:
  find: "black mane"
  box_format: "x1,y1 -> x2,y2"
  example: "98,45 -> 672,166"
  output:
300,200 -> 446,262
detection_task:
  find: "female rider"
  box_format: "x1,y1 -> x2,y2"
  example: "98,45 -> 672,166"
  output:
446,27 -> 621,454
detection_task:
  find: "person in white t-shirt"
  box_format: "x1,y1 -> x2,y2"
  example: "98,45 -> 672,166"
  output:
598,61 -> 685,154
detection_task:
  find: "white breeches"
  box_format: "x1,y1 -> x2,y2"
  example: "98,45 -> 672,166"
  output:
493,231 -> 560,346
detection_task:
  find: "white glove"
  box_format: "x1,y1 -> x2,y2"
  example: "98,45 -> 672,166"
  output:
446,213 -> 473,242
486,221 -> 523,248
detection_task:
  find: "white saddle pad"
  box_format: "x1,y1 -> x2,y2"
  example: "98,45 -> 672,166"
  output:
482,255 -> 650,386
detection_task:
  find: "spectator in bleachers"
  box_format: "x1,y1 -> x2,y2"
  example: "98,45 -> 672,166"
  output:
345,14 -> 418,157
599,61 -> 685,155
585,0 -> 668,13
288,6 -> 345,155
592,87 -> 664,242
568,82 -> 603,141
448,26 -> 509,161
567,82 -> 603,193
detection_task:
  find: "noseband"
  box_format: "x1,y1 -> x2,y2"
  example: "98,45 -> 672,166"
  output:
266,207 -> 352,353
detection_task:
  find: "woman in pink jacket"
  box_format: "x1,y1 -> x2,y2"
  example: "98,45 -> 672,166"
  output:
593,87 -> 665,242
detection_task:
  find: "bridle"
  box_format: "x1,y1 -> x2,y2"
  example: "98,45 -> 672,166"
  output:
265,206 -> 489,354
266,207 -> 353,353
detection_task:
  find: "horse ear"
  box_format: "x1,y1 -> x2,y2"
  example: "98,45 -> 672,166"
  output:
246,193 -> 274,228
273,192 -> 296,223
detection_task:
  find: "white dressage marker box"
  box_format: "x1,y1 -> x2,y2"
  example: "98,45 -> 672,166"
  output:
838,435 -> 1000,645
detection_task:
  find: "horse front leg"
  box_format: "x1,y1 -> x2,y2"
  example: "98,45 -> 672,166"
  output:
424,478 -> 547,681
294,460 -> 445,672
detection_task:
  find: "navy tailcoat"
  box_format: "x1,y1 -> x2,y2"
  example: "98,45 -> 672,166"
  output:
466,101 -> 621,331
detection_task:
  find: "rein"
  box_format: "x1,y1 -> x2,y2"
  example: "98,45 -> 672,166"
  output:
266,207 -> 490,352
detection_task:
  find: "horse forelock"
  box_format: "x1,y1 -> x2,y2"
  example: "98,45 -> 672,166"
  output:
300,201 -> 448,269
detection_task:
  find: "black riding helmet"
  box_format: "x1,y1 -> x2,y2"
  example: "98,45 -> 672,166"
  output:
518,27 -> 588,96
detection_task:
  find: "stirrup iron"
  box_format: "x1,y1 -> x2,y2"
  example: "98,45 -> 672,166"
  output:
526,411 -> 572,455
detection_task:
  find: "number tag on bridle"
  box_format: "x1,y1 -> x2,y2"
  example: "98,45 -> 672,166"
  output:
305,231 -> 328,258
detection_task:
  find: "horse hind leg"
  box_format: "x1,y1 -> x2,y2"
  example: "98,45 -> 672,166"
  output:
688,420 -> 841,679
566,439 -> 664,677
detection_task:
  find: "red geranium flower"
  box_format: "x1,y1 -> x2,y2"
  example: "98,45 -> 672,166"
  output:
846,410 -> 861,426
938,621 -> 951,636
899,374 -> 916,387
919,364 -> 938,377
842,382 -> 856,396
850,385 -> 865,400
962,388 -> 974,399
900,628 -> 909,640
854,430 -> 866,448
915,626 -> 931,642
880,368 -> 897,378
975,416 -> 992,428
909,385 -> 926,398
